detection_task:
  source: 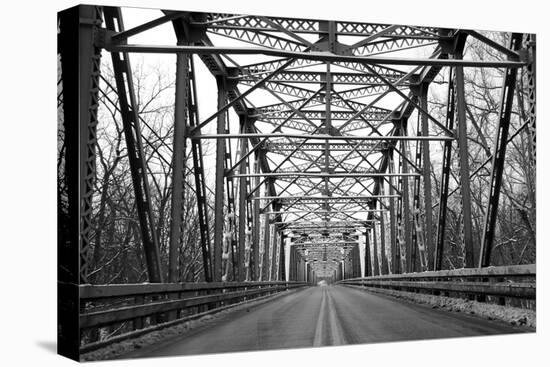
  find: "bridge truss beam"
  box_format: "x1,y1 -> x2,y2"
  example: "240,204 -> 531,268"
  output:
59,5 -> 535,286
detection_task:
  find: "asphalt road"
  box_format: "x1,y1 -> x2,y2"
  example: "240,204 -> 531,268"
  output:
127,285 -> 528,358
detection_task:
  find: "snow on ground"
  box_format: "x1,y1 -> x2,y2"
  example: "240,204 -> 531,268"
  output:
344,285 -> 536,329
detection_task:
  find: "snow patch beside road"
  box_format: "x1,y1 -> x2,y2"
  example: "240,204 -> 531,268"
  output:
343,285 -> 535,329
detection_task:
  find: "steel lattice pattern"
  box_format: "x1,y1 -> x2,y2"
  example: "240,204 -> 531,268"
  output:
59,5 -> 535,284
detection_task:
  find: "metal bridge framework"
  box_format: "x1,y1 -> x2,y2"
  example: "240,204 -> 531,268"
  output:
58,6 -> 535,300
57,5 -> 536,358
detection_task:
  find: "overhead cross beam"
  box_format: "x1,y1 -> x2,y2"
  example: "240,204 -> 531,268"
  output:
105,44 -> 525,68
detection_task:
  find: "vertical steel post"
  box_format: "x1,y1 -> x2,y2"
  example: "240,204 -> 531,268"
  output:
79,7 -> 102,285
213,77 -> 227,282
435,68 -> 456,271
400,120 -> 413,273
524,34 -> 536,162
455,61 -> 475,268
238,118 -> 248,281
168,51 -> 189,283
279,232 -> 286,281
410,84 -> 431,272
299,249 -> 302,282
349,247 -> 357,278
187,58 -> 213,281
386,149 -> 399,274
271,227 -> 279,280
252,155 -> 261,280
363,229 -> 371,277
355,245 -> 362,277
263,213 -> 271,280
289,244 -> 295,281
479,34 -> 523,267
103,7 -> 163,282
378,182 -> 389,275
411,108 -> 423,272
58,5 -> 102,359
396,152 -> 407,273
59,5 -> 102,285
223,113 -> 238,280
299,258 -> 304,281
420,85 -> 435,270
372,225 -> 380,275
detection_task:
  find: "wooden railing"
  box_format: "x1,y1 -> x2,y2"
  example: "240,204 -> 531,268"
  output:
79,281 -> 308,353
338,264 -> 535,302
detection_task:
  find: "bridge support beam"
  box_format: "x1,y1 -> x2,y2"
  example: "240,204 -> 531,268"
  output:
410,83 -> 433,272
435,67 -> 456,271
170,16 -> 216,282
386,150 -> 399,274
186,58 -> 213,282
268,224 -> 279,281
455,60 -> 475,268
378,188 -> 389,275
364,228 -> 371,277
372,224 -> 380,276
238,120 -> 248,281
213,78 -> 227,282
523,34 -> 536,163
263,218 -> 272,280
395,118 -> 412,273
168,50 -> 189,283
355,244 -> 362,277
479,33 -> 523,267
252,156 -> 261,280
279,232 -> 286,281
289,244 -> 296,281
271,227 -> 280,281
58,4 -> 103,359
104,7 -> 164,283
420,85 -> 435,270
58,5 -> 102,285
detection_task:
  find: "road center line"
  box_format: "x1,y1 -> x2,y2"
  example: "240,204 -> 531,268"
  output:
326,289 -> 346,345
313,288 -> 326,347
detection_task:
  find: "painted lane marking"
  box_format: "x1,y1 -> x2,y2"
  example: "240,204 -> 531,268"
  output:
313,288 -> 326,347
326,289 -> 346,345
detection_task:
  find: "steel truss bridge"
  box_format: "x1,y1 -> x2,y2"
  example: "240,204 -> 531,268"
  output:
57,5 -> 536,360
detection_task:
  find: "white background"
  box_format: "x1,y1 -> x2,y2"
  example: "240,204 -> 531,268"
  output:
0,0 -> 547,365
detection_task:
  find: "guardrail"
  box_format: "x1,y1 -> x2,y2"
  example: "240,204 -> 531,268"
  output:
79,281 -> 308,353
338,264 -> 535,303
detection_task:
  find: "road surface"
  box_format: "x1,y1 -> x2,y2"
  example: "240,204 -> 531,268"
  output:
125,285 -> 528,358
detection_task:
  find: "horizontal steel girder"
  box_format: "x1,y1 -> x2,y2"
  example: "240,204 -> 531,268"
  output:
256,194 -> 398,200
235,70 -> 407,85
191,133 -> 454,141
263,209 -> 386,215
263,141 -> 385,152
105,44 -> 525,68
296,241 -> 359,245
253,109 -> 391,121
233,173 -> 419,178
195,15 -> 440,37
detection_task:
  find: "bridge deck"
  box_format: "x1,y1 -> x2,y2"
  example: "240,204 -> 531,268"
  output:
122,285 -> 528,358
